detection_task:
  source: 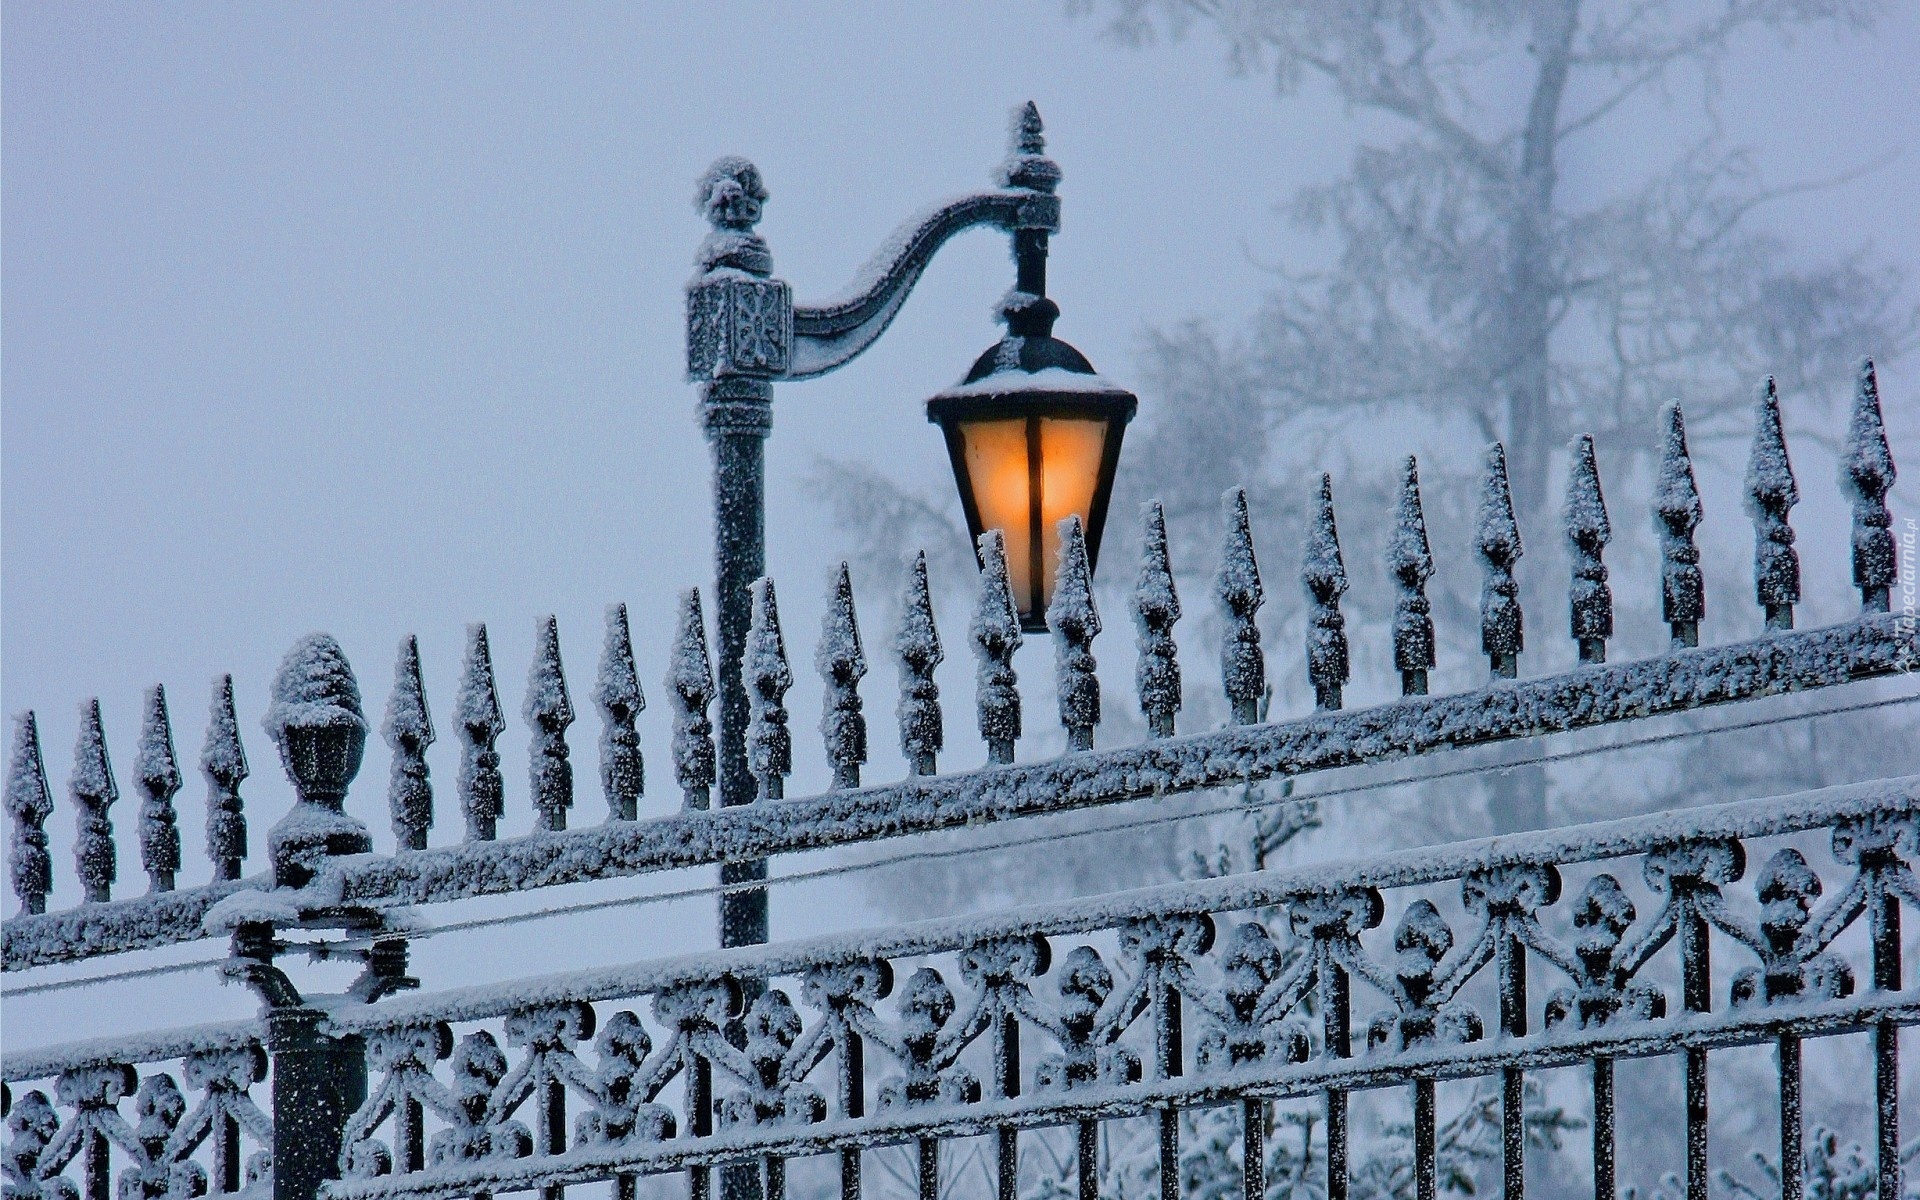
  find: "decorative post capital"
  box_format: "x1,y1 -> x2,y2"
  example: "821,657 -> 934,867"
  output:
263,633 -> 372,888
688,156 -> 792,384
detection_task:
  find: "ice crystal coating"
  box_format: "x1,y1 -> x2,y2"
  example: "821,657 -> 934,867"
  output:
1132,500 -> 1182,738
1048,516 -> 1102,750
1653,402 -> 1705,646
263,633 -> 371,884
1302,475 -> 1350,710
384,635 -> 436,850
201,674 -> 249,880
525,615 -> 576,832
971,531 -> 1023,765
1564,435 -> 1614,663
135,684 -> 183,893
457,623 -> 507,841
71,697 -> 119,903
596,603 -> 645,821
667,590 -> 716,810
818,563 -> 869,790
1476,443 -> 1525,677
745,577 -> 793,801
896,551 -> 945,775
1842,358 -> 1898,612
7,711 -> 55,915
1217,488 -> 1266,724
1388,457 -> 1436,694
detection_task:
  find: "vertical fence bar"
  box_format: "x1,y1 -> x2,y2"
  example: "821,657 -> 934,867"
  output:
1498,923 -> 1528,1200
1680,899 -> 1711,1200
1778,1035 -> 1801,1200
1414,1079 -> 1436,1200
1242,1099 -> 1265,1200
842,1024 -> 865,1200
1157,987 -> 1183,1200
83,1121 -> 109,1200
540,1079 -> 566,1200
1591,1058 -> 1614,1200
763,1155 -> 785,1200
1323,957 -> 1350,1200
216,1108 -> 242,1194
997,1012 -> 1021,1200
918,1136 -> 940,1200
1872,874 -> 1902,1200
689,1054 -> 713,1200
1077,1121 -> 1098,1200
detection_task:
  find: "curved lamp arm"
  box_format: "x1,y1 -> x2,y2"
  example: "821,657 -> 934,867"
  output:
787,189 -> 1060,380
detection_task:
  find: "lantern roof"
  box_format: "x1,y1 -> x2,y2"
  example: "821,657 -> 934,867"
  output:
926,293 -> 1136,419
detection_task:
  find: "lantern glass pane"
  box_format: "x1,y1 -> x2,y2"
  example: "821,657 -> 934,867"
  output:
1037,415 -> 1109,590
959,416 -> 1036,606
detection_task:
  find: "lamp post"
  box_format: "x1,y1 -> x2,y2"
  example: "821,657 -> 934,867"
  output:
684,103 -> 1135,953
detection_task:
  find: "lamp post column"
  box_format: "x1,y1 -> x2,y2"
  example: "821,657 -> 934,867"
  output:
687,157 -> 791,953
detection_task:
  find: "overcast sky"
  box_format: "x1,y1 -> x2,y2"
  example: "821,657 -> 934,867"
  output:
5,3 -> 1917,1050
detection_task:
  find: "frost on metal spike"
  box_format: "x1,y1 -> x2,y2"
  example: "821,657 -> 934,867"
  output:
998,101 -> 1060,194
7,712 -> 55,915
1843,358 -> 1898,613
262,633 -> 372,887
896,551 -> 945,776
1745,378 -> 1800,631
71,697 -> 119,903
1217,488 -> 1266,724
1388,458 -> 1436,695
667,589 -> 716,811
818,564 -> 869,790
384,635 -> 436,851
1133,500 -> 1182,738
1049,515 -> 1102,751
972,531 -> 1022,765
1564,434 -> 1614,664
1476,443 -> 1525,679
525,615 -> 576,832
201,675 -> 249,880
1654,402 -> 1706,648
135,684 -> 183,893
745,577 -> 793,801
596,603 -> 645,822
457,623 -> 507,841
1302,475 -> 1350,711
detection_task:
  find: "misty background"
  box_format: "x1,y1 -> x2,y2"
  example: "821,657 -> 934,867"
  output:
5,11 -> 1918,1183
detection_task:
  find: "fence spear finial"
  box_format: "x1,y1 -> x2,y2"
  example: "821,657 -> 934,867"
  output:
1133,500 -> 1182,738
1745,378 -> 1800,631
819,564 -> 869,789
596,603 -> 645,821
1389,457 -> 1436,695
71,697 -> 119,903
1477,443 -> 1525,679
1565,434 -> 1614,664
1050,515 -> 1103,750
746,577 -> 793,801
972,531 -> 1022,765
1218,487 -> 1266,724
1843,357 -> 1898,613
1654,402 -> 1705,648
7,711 -> 55,915
457,623 -> 506,841
201,674 -> 249,880
525,616 -> 576,832
384,635 -> 435,850
1304,474 -> 1350,711
135,684 -> 183,893
667,589 -> 717,811
897,551 -> 945,776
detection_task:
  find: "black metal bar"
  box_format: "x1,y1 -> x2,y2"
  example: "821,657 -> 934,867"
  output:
1414,1079 -> 1436,1200
842,1025 -> 864,1200
918,1136 -> 939,1200
268,1008 -> 366,1200
762,1156 -> 784,1200
1872,876 -> 1902,1200
689,1055 -> 713,1200
997,1012 -> 1020,1200
1681,892 -> 1711,1200
217,1110 -> 241,1193
1242,1100 -> 1264,1200
1324,953 -> 1350,1200
1077,1120 -> 1098,1200
84,1126 -> 108,1200
541,1079 -> 566,1200
1591,1058 -> 1614,1200
1499,929 -> 1528,1200
399,1096 -> 424,1175
1778,1036 -> 1801,1200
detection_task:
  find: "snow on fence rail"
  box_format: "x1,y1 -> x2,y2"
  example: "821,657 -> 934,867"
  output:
14,776 -> 1907,1200
5,368 -> 1914,971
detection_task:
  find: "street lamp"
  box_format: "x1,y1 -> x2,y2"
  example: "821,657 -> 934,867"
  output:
685,103 -> 1131,953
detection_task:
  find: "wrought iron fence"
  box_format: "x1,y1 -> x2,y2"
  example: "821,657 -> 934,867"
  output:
4,365 -> 1916,1200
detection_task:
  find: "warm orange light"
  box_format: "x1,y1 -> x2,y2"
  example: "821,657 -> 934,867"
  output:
929,376 -> 1135,630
